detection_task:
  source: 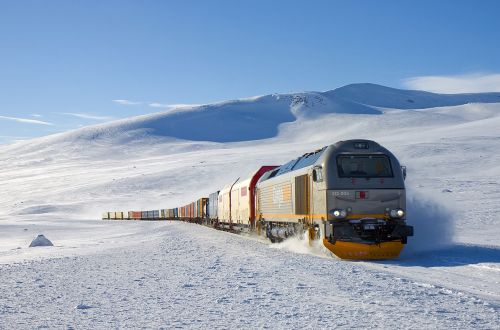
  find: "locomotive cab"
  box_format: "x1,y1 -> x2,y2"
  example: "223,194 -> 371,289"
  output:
255,139 -> 413,260
321,140 -> 413,259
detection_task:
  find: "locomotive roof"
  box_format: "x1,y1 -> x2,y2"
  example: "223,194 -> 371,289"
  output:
267,139 -> 386,180
271,146 -> 327,178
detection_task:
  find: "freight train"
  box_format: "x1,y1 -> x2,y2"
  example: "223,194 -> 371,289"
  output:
103,139 -> 413,260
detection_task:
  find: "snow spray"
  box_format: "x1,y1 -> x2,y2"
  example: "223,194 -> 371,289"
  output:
269,229 -> 333,258
401,188 -> 456,256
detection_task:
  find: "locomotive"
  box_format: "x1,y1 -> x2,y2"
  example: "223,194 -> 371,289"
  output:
103,139 -> 413,260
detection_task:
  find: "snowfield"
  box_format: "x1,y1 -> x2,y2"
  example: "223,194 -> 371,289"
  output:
1,222 -> 498,329
0,84 -> 499,328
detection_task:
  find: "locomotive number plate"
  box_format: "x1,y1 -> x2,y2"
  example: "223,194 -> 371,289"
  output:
332,191 -> 351,197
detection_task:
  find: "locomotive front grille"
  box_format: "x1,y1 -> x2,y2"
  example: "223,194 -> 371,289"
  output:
328,218 -> 412,244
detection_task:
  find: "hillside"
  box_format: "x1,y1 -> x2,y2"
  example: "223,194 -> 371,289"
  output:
3,83 -> 500,149
0,84 -> 499,328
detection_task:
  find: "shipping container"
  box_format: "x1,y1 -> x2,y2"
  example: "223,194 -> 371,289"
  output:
208,191 -> 219,220
190,202 -> 195,219
196,198 -> 209,218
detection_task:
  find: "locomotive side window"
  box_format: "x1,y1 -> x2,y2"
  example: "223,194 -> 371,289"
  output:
337,155 -> 393,178
312,166 -> 323,182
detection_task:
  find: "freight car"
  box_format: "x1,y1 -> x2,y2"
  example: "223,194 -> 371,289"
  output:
217,166 -> 277,231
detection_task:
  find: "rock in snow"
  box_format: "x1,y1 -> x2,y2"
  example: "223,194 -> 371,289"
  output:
29,234 -> 53,247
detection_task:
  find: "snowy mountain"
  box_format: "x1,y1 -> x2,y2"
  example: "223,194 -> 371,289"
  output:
4,83 -> 500,147
0,83 -> 499,328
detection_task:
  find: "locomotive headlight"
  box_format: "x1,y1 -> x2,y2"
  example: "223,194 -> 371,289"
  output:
331,209 -> 347,219
389,208 -> 405,218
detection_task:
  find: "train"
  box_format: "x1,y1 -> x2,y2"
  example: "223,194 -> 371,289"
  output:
103,139 -> 414,260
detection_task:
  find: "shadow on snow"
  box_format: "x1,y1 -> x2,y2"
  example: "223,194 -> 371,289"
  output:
380,244 -> 500,267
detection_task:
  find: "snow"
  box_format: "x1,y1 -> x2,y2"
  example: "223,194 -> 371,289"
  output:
0,84 -> 499,328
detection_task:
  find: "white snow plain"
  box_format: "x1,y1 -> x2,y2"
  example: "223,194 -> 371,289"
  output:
0,84 -> 499,328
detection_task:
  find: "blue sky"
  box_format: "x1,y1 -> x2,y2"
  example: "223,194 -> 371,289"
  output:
1,0 -> 500,144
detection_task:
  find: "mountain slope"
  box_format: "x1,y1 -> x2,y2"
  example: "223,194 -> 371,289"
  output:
105,84 -> 500,142
328,83 -> 500,109
4,84 -> 500,147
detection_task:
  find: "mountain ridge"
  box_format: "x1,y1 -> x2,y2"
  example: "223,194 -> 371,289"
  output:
3,83 -> 500,147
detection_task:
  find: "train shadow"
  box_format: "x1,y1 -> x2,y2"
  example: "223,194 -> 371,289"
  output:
378,244 -> 500,268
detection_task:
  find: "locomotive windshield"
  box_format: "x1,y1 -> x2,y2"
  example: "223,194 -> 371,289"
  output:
337,154 -> 393,178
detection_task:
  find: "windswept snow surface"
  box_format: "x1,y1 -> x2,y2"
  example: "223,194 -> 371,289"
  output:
0,84 -> 499,328
1,222 -> 498,329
